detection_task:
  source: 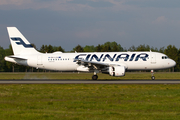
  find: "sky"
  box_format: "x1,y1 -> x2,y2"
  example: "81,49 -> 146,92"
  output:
0,0 -> 180,51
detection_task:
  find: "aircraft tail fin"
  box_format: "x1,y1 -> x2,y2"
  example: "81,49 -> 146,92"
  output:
7,27 -> 39,55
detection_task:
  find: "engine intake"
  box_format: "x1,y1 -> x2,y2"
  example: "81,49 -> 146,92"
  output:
109,66 -> 125,76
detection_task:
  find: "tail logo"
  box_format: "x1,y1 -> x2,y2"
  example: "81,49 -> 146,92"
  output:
11,38 -> 33,48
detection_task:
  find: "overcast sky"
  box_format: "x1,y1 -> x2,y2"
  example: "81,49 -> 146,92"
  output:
0,0 -> 180,51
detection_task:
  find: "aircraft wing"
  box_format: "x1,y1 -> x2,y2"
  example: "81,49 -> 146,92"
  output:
75,59 -> 125,70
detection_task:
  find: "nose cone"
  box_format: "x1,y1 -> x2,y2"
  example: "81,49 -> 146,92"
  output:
170,59 -> 176,67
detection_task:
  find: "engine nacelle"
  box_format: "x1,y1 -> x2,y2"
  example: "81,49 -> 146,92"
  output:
109,66 -> 125,76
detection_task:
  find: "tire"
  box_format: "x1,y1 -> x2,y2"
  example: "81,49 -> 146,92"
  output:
151,76 -> 155,80
92,75 -> 98,80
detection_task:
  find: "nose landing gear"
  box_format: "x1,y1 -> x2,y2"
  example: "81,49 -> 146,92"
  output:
151,70 -> 155,80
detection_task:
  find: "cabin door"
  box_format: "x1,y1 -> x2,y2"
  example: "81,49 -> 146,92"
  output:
37,55 -> 43,66
151,54 -> 156,64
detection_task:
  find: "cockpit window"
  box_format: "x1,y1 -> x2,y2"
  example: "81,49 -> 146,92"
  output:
162,56 -> 169,59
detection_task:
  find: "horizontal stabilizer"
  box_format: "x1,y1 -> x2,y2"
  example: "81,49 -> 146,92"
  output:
5,55 -> 27,60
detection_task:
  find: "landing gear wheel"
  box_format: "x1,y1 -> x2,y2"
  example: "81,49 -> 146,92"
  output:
151,70 -> 155,80
151,76 -> 155,80
92,75 -> 98,80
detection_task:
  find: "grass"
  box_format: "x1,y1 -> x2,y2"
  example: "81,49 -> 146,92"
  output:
0,84 -> 180,120
0,72 -> 179,80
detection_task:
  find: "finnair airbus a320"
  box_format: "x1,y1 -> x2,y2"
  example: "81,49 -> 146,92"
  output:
5,27 -> 176,80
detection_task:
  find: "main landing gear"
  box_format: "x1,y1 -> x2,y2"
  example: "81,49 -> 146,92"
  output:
92,72 -> 98,80
92,75 -> 98,80
151,70 -> 155,80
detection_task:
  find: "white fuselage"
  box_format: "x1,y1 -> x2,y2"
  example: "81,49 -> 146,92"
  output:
5,27 -> 177,80
5,51 -> 176,71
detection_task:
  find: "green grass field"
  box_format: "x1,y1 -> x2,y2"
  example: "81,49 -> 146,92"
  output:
0,72 -> 179,80
1,84 -> 180,120
0,72 -> 180,119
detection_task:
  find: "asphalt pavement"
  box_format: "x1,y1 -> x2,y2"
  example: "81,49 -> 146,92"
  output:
0,79 -> 180,84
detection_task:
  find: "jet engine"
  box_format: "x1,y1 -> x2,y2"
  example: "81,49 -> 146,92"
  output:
109,66 -> 125,76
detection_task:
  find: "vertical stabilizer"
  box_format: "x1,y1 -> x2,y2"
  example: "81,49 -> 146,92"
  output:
7,27 -> 39,55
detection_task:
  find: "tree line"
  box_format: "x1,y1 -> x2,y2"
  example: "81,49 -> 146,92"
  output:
0,41 -> 179,72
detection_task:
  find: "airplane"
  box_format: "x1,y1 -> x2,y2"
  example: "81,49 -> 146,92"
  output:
5,27 -> 176,80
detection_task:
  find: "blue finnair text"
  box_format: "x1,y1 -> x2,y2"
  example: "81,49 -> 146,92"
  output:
74,53 -> 149,62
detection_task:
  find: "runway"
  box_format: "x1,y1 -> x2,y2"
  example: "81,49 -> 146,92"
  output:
0,80 -> 180,84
